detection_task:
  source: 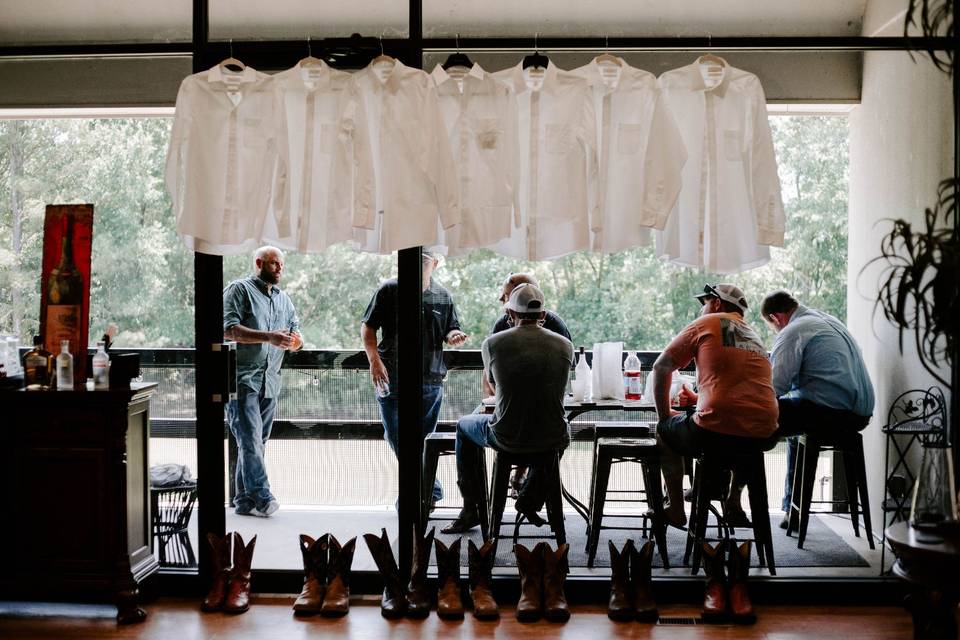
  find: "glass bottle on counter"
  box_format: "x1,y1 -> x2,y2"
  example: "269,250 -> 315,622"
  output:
45,215 -> 84,353
623,350 -> 643,401
92,341 -> 110,389
56,339 -> 74,390
23,335 -> 54,388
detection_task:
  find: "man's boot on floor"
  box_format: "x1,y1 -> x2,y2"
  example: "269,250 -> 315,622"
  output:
223,533 -> 257,614
607,540 -> 634,621
293,534 -> 328,616
727,540 -> 756,624
363,528 -> 407,619
406,526 -> 435,619
467,539 -> 499,620
631,539 -> 659,622
320,536 -> 356,617
201,532 -> 233,612
701,540 -> 728,623
441,481 -> 481,534
434,538 -> 465,620
542,542 -> 571,623
514,543 -> 544,622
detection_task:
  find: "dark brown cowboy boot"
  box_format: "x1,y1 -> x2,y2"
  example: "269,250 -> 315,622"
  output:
293,534 -> 327,616
320,536 -> 356,617
201,532 -> 232,612
607,539 -> 634,621
223,533 -> 257,614
701,540 -> 728,623
514,543 -> 543,622
435,538 -> 465,620
631,540 -> 659,622
468,539 -> 499,620
363,529 -> 406,619
406,526 -> 435,619
727,541 -> 756,624
542,542 -> 571,623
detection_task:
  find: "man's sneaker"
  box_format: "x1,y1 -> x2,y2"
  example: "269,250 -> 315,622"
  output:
251,500 -> 280,518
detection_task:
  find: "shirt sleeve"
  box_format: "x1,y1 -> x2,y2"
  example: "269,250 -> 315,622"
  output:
662,318 -> 702,371
165,78 -> 191,225
770,327 -> 801,397
446,294 -> 462,334
271,85 -> 291,239
345,84 -> 376,231
640,87 -> 686,230
423,82 -> 461,230
749,78 -> 785,247
286,294 -> 300,334
360,283 -> 387,330
579,92 -> 601,233
223,282 -> 244,331
548,312 -> 572,342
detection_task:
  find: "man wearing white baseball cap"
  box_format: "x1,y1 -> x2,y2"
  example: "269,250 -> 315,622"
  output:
443,283 -> 574,533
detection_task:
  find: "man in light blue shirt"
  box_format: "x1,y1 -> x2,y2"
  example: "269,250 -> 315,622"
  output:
761,290 -> 875,529
224,246 -> 302,517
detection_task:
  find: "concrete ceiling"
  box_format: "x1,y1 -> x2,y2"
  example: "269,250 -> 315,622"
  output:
0,0 -> 869,45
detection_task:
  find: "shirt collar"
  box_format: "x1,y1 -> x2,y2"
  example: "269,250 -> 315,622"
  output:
291,59 -> 333,90
683,59 -> 730,97
251,275 -> 280,295
366,57 -> 407,92
431,62 -> 486,85
505,60 -> 560,93
786,304 -> 809,326
207,63 -> 258,85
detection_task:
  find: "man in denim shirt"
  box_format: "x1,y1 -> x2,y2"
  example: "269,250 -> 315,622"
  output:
761,290 -> 875,529
224,246 -> 302,517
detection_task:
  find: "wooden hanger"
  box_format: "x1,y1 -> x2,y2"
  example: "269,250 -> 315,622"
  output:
219,39 -> 246,74
594,36 -> 622,67
371,36 -> 395,67
443,33 -> 473,71
522,33 -> 549,70
697,52 -> 727,68
299,36 -> 324,68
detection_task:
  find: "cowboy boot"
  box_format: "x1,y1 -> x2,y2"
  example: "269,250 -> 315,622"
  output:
514,543 -> 543,622
542,542 -> 571,623
727,541 -> 756,624
292,534 -> 327,616
442,481 -> 482,534
607,540 -> 634,621
201,532 -> 232,612
406,526 -> 435,619
468,539 -> 499,620
363,529 -> 406,619
320,536 -> 356,617
435,538 -> 465,620
701,540 -> 728,623
223,533 -> 257,614
631,540 -> 659,623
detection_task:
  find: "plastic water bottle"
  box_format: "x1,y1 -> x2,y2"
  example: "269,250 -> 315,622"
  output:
92,341 -> 110,389
56,339 -> 73,390
623,350 -> 643,401
575,346 -> 592,402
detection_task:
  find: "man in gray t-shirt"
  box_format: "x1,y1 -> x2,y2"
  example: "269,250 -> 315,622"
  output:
442,283 -> 573,534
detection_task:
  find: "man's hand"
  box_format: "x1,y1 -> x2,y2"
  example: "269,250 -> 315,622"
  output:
268,330 -> 297,350
369,356 -> 390,387
445,330 -> 468,347
677,383 -> 698,407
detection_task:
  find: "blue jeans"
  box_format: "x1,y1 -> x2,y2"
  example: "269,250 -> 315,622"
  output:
455,413 -> 495,506
227,385 -> 278,513
377,382 -> 444,502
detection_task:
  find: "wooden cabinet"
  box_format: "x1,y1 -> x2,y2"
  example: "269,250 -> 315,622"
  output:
0,383 -> 158,624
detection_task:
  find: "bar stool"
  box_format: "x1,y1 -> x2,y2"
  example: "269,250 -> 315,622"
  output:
151,480 -> 198,568
684,443 -> 776,576
787,430 -> 874,550
422,431 -> 489,540
488,448 -> 566,547
585,436 -> 670,568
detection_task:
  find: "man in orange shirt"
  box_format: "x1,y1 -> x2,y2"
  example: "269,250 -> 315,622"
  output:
651,283 -> 779,528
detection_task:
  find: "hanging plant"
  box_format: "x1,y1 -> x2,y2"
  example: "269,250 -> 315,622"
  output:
865,178 -> 959,388
904,0 -> 955,74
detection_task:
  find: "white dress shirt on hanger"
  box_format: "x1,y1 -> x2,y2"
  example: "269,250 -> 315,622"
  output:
491,62 -> 599,261
655,59 -> 785,274
572,56 -> 687,254
351,58 -> 459,254
430,63 -> 519,255
267,60 -> 374,252
166,64 -> 284,255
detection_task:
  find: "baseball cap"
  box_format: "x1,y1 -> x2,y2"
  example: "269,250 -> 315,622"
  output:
694,283 -> 749,313
505,283 -> 545,313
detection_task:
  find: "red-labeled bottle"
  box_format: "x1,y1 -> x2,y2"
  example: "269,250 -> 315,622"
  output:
623,350 -> 643,401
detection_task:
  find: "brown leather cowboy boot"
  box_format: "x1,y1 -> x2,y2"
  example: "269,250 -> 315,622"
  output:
468,539 -> 499,620
514,543 -> 543,622
406,526 -> 435,619
607,539 -> 634,621
435,538 -> 465,620
293,534 -> 327,616
701,540 -> 728,623
542,542 -> 571,623
201,532 -> 232,612
320,536 -> 356,617
631,539 -> 659,622
727,541 -> 756,624
223,533 -> 257,614
363,529 -> 406,619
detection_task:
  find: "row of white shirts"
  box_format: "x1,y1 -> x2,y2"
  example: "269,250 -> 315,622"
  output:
165,55 -> 785,273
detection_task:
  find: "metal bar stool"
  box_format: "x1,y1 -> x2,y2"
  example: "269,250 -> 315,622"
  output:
488,448 -> 566,547
423,431 -> 489,540
151,480 -> 198,568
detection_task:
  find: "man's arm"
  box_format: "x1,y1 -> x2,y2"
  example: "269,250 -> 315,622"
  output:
652,350 -> 680,422
361,322 -> 389,385
769,329 -> 800,398
224,324 -> 296,349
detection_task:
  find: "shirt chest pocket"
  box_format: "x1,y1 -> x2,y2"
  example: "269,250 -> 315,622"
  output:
617,123 -> 644,155
242,118 -> 265,148
476,118 -> 502,151
723,129 -> 743,162
546,123 -> 574,154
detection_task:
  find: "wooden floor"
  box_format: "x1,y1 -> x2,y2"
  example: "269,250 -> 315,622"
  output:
0,597 -> 915,639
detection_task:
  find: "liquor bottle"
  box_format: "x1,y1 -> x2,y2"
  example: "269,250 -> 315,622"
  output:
623,350 -> 643,401
574,346 -> 592,402
92,341 -> 110,389
45,215 -> 84,356
56,340 -> 74,390
23,335 -> 54,388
